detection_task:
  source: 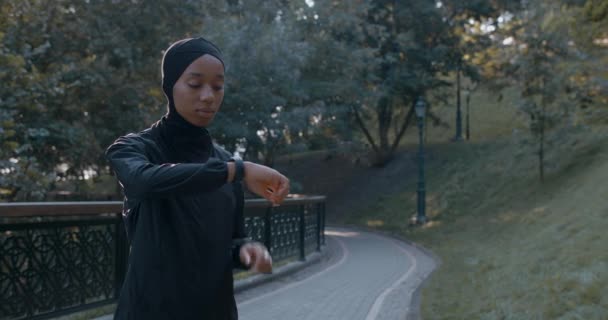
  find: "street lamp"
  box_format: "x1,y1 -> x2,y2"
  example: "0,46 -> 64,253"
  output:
415,97 -> 427,225
464,88 -> 471,140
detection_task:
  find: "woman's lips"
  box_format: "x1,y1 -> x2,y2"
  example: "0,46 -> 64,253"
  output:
195,109 -> 215,117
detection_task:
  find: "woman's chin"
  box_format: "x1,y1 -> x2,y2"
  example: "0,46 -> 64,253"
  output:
187,117 -> 213,128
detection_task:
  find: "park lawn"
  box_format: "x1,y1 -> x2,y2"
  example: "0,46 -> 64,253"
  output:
343,128 -> 608,319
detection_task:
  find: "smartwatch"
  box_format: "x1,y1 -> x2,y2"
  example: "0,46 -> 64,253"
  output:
229,157 -> 245,182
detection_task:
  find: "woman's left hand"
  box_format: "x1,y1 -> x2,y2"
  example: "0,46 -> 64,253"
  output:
239,242 -> 273,274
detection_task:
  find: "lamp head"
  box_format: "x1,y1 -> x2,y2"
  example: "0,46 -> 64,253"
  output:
415,97 -> 426,119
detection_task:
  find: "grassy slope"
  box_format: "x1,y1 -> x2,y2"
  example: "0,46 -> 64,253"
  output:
330,84 -> 608,319
370,137 -> 608,320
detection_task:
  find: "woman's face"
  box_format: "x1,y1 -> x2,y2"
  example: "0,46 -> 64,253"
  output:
172,54 -> 225,127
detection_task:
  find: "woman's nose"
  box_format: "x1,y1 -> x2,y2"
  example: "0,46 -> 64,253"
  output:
200,86 -> 214,103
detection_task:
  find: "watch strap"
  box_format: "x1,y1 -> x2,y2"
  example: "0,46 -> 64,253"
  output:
230,158 -> 245,182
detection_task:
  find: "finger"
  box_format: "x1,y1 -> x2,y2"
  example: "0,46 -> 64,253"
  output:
252,248 -> 265,271
274,177 -> 289,204
279,177 -> 290,199
264,188 -> 276,205
266,177 -> 281,202
266,187 -> 275,196
256,242 -> 269,253
240,248 -> 251,266
263,249 -> 271,262
245,244 -> 263,266
264,186 -> 281,206
269,172 -> 282,193
261,250 -> 272,272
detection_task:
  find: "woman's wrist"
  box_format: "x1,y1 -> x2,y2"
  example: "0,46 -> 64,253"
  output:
227,158 -> 245,182
234,159 -> 245,181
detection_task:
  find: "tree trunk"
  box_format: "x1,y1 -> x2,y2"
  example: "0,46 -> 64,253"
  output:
377,96 -> 393,155
454,62 -> 463,141
8,187 -> 21,202
389,102 -> 415,155
466,90 -> 471,140
352,103 -> 398,167
539,106 -> 545,182
352,105 -> 381,157
354,96 -> 412,167
538,77 -> 547,183
262,138 -> 280,168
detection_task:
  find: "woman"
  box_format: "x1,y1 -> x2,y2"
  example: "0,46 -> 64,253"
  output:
105,37 -> 289,320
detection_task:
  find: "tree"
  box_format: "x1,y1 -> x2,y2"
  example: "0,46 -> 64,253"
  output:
200,1 -> 316,166
0,32 -> 54,200
506,1 -> 583,181
438,0 -> 523,141
0,0 -> 203,200
307,0 -> 460,166
568,0 -> 608,123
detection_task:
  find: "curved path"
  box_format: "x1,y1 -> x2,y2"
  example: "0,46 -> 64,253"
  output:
236,227 -> 437,320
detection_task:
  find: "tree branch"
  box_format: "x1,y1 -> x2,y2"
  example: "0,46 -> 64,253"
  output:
390,103 -> 415,154
352,105 -> 380,155
427,111 -> 451,129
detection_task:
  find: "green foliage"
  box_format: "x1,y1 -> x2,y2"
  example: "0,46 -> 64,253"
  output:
570,0 -> 608,123
305,0 -> 460,165
580,0 -> 608,42
202,1 -> 316,165
1,0 -> 605,198
495,0 -> 606,181
0,0 -> 201,200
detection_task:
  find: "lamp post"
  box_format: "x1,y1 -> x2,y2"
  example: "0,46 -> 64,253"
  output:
454,61 -> 463,141
415,97 -> 427,225
464,88 -> 471,140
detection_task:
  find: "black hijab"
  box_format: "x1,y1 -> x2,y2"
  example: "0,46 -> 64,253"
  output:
156,37 -> 225,163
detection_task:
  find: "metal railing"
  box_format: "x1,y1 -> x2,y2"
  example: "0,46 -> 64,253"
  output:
0,195 -> 326,320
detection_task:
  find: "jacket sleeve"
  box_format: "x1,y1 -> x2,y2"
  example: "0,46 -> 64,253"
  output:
231,181 -> 252,270
105,135 -> 228,200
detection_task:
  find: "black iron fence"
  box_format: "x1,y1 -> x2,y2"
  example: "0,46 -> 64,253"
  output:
0,195 -> 326,320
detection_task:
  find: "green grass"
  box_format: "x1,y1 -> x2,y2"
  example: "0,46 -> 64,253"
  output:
401,84 -> 527,146
342,125 -> 608,319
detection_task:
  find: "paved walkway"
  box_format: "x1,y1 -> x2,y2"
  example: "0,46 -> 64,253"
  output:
236,227 -> 437,320
93,227 -> 437,320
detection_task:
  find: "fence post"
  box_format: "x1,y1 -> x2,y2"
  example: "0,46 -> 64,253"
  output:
299,205 -> 306,261
316,203 -> 321,252
114,214 -> 128,299
321,202 -> 326,245
264,206 -> 273,253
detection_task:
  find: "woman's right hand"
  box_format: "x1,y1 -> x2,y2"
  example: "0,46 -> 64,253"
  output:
243,161 -> 290,206
239,242 -> 272,274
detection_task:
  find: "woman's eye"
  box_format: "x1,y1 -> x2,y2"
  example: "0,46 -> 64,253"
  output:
213,86 -> 224,91
188,84 -> 201,88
